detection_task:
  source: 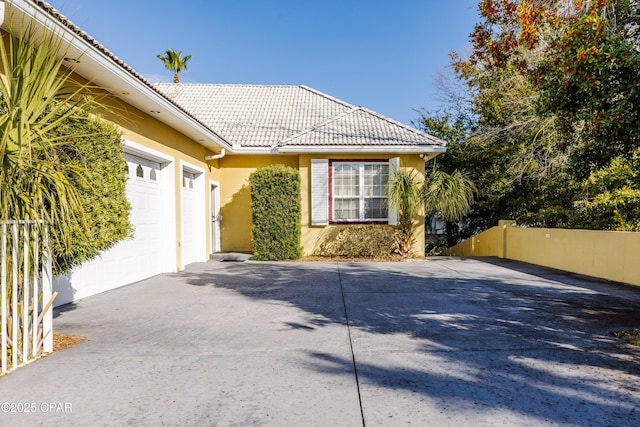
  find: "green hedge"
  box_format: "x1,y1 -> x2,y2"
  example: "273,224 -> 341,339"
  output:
54,112 -> 132,274
249,164 -> 302,260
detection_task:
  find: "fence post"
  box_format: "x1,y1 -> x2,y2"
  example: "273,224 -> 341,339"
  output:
11,222 -> 18,369
498,220 -> 516,259
42,224 -> 53,354
1,222 -> 6,373
22,222 -> 30,363
32,225 -> 40,357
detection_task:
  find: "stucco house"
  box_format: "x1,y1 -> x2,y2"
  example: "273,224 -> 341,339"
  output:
1,0 -> 446,307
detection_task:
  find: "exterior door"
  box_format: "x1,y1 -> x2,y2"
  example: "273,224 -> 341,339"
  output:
210,183 -> 221,254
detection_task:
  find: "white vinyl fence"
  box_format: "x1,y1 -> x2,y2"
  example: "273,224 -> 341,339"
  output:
1,220 -> 55,374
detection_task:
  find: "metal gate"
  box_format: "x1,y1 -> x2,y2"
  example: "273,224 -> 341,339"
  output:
1,220 -> 54,374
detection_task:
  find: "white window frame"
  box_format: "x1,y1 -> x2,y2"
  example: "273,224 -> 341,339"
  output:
331,161 -> 390,223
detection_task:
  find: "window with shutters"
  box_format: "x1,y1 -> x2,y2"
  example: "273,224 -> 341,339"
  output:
311,158 -> 398,226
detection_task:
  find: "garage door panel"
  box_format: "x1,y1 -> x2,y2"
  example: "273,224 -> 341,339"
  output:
182,171 -> 198,266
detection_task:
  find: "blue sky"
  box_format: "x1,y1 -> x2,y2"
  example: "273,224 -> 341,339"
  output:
48,0 -> 480,126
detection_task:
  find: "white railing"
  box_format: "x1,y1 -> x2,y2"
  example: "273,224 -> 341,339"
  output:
1,220 -> 55,374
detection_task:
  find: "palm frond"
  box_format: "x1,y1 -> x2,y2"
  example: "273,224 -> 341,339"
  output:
422,169 -> 477,222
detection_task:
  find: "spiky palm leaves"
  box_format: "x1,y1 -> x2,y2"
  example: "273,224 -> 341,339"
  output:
388,166 -> 476,257
422,169 -> 477,222
0,24 -> 98,265
156,49 -> 192,83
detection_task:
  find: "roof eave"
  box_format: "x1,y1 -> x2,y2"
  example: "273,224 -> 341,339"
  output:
3,0 -> 232,153
276,145 -> 448,154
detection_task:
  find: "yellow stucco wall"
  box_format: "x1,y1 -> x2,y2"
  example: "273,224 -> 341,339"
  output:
506,227 -> 640,286
218,155 -> 299,252
219,153 -> 428,256
446,222 -> 640,287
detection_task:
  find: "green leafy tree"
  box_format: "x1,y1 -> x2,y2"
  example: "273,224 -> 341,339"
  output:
471,0 -> 640,178
156,49 -> 192,83
420,57 -> 576,241
419,0 -> 640,242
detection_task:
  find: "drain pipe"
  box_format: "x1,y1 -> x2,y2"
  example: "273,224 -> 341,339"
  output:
205,149 -> 226,161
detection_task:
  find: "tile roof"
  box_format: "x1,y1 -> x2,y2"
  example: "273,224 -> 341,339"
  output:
154,84 -> 446,151
24,1 -> 445,154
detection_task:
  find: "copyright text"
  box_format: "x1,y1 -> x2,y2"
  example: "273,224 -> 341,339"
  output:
1,402 -> 72,413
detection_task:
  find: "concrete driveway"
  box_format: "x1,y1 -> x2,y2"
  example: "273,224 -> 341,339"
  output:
1,257 -> 640,426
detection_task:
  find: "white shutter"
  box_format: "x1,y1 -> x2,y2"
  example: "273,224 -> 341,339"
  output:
388,157 -> 400,225
311,159 -> 329,226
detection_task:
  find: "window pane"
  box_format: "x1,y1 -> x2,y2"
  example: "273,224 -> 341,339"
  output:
364,198 -> 389,219
334,198 -> 359,221
364,164 -> 389,197
334,164 -> 359,197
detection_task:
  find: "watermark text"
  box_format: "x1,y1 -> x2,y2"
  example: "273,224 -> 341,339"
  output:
1,402 -> 72,413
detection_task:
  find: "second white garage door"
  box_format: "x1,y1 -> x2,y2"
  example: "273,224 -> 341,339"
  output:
181,167 -> 205,267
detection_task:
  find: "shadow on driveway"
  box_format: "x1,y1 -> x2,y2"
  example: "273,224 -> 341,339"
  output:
181,257 -> 640,426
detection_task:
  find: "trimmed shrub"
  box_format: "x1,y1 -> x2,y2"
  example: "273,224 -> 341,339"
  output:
249,164 -> 302,260
54,111 -> 132,274
314,225 -> 398,258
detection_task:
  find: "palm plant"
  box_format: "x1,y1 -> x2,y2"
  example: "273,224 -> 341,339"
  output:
0,25 -> 98,251
388,168 -> 422,256
1,23 -> 105,366
156,49 -> 192,83
422,169 -> 477,223
388,164 -> 476,257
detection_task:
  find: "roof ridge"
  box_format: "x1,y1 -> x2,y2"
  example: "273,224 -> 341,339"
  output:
280,106 -> 446,147
278,107 -> 359,146
296,86 -> 445,146
154,83 -> 303,89
354,106 -> 446,146
298,85 -> 355,110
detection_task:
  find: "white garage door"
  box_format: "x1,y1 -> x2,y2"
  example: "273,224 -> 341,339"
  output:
53,152 -> 168,305
122,153 -> 165,280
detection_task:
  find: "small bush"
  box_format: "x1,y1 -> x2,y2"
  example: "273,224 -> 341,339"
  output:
249,164 -> 302,260
425,238 -> 449,256
611,328 -> 640,346
314,225 -> 398,258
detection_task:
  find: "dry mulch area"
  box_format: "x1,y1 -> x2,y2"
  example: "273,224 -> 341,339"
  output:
53,333 -> 86,351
